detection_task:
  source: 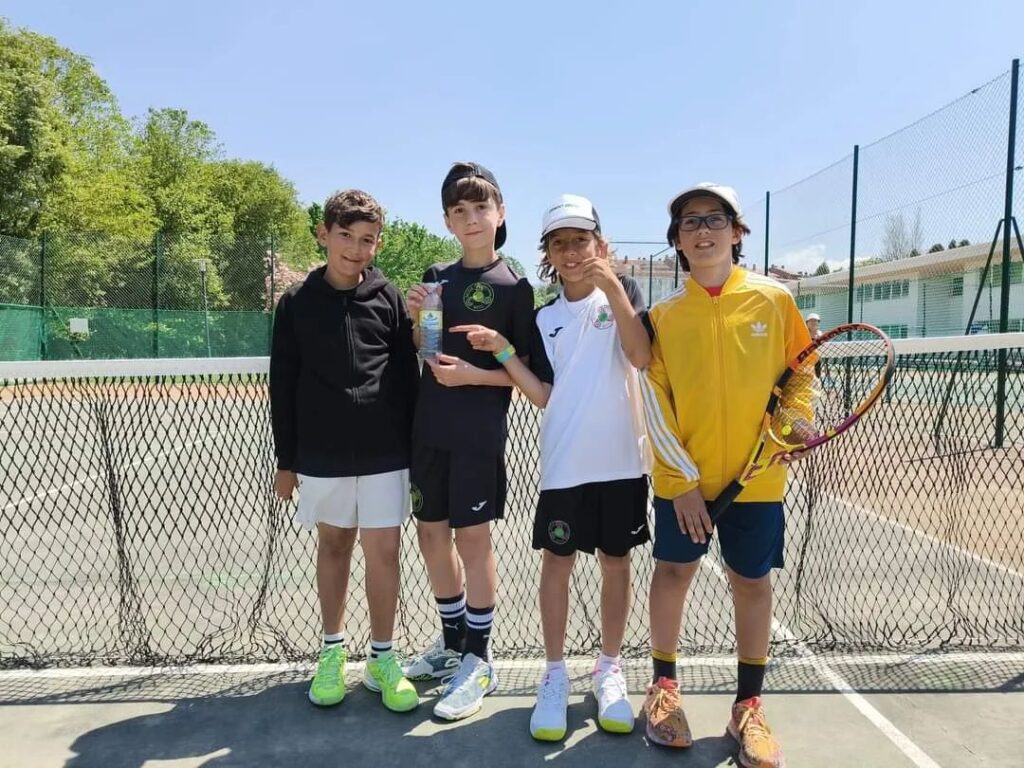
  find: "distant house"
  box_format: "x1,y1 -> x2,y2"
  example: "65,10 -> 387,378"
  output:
780,241 -> 1023,337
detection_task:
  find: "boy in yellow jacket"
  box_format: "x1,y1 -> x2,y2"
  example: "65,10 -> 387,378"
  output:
639,183 -> 810,768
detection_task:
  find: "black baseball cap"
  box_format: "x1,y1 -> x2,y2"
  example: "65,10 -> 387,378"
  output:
440,162 -> 507,249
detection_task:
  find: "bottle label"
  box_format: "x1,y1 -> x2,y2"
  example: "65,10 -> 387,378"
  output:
420,309 -> 442,331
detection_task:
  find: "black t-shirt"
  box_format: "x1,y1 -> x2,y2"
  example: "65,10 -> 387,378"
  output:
413,258 -> 535,456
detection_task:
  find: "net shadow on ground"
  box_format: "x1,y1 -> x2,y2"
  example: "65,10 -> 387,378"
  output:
3,654 -> 1022,706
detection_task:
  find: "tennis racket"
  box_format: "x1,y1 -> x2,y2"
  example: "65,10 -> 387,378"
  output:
706,322 -> 895,522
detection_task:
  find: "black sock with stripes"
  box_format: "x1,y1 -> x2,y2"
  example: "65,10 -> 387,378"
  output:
436,593 -> 467,653
464,604 -> 494,660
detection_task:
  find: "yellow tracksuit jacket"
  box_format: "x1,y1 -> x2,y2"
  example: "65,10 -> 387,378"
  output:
639,267 -> 812,502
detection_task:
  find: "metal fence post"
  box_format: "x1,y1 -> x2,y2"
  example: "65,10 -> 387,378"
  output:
763,190 -> 770,275
647,254 -> 654,307
995,57 -> 1019,447
847,146 -> 860,325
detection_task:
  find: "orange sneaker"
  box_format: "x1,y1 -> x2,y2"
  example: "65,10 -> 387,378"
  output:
642,677 -> 692,748
727,696 -> 785,768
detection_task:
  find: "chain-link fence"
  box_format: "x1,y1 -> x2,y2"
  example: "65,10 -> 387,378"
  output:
0,231 -> 309,361
618,60 -> 1023,335
760,61 -> 1023,338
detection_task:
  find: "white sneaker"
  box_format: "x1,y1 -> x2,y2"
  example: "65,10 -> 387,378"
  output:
530,670 -> 570,741
592,663 -> 634,734
402,635 -> 461,681
433,652 -> 497,721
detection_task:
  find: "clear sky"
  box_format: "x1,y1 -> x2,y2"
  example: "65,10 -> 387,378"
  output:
4,0 -> 1023,279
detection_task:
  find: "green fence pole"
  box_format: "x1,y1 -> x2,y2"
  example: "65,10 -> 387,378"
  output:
995,57 -> 1019,448
763,190 -> 770,275
268,231 -> 276,354
152,231 -> 161,358
38,233 -> 47,360
847,146 -> 859,325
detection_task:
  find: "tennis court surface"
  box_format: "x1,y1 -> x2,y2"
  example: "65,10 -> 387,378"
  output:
1,333 -> 1022,766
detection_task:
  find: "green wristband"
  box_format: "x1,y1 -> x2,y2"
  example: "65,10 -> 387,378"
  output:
494,344 -> 516,363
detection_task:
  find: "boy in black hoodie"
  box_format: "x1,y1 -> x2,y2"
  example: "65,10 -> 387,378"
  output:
270,189 -> 419,713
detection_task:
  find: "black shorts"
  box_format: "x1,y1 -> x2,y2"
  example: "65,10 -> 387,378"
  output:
410,444 -> 507,528
533,476 -> 650,557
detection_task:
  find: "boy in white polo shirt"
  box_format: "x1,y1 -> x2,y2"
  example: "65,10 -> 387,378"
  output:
453,194 -> 652,741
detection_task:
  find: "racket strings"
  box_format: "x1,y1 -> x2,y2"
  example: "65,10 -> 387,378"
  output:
774,339 -> 890,446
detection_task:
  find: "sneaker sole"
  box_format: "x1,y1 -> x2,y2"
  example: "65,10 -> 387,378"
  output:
308,688 -> 345,707
645,718 -> 692,748
530,725 -> 566,742
362,677 -> 419,713
598,715 -> 635,734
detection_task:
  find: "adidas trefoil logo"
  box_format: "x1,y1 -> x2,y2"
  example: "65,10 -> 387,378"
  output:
750,321 -> 768,338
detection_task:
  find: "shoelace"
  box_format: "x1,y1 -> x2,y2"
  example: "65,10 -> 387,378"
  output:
316,648 -> 342,682
377,655 -> 405,687
653,682 -> 682,717
539,673 -> 569,702
595,666 -> 627,700
442,659 -> 479,694
737,704 -> 774,744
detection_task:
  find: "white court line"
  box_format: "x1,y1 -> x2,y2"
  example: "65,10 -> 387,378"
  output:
810,484 -> 1024,583
2,652 -> 1023,681
699,555 -> 943,768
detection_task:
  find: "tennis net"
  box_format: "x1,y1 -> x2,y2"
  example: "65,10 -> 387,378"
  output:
1,333 -> 1022,667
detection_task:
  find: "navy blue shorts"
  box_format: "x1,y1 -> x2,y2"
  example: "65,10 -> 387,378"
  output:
651,496 -> 784,579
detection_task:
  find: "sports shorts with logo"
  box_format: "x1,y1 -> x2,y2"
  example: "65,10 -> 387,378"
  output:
534,476 -> 649,557
652,496 -> 784,579
295,469 -> 411,530
410,444 -> 506,528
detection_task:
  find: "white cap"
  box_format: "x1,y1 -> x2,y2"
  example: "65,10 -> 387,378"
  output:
541,194 -> 601,238
668,182 -> 743,218
806,312 -> 821,321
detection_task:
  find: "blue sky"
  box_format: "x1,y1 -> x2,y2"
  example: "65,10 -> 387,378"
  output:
5,0 -> 1023,279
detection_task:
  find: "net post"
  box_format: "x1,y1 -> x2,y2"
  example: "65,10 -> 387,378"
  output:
995,58 -> 1019,447
673,246 -> 679,288
763,189 -> 771,275
847,145 -> 859,325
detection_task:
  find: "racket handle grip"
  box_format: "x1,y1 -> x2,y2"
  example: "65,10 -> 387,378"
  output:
707,481 -> 744,522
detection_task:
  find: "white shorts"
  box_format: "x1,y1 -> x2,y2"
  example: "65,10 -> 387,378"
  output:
295,469 -> 411,530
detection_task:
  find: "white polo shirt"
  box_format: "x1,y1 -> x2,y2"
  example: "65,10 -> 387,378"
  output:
531,278 -> 650,491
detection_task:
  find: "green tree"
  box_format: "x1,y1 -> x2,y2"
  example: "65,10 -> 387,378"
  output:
374,219 -> 462,292
928,243 -> 945,253
814,261 -> 830,276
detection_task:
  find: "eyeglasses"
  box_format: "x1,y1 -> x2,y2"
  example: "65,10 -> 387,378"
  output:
677,213 -> 732,232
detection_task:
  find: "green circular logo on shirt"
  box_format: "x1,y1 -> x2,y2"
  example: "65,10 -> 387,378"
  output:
464,282 -> 494,311
410,484 -> 423,514
593,304 -> 614,329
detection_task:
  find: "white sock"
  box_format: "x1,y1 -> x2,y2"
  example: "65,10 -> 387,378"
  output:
596,653 -> 620,673
546,659 -> 568,677
323,632 -> 345,647
370,639 -> 392,660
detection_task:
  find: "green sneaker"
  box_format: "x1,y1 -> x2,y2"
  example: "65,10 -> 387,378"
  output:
364,651 -> 419,712
308,644 -> 347,706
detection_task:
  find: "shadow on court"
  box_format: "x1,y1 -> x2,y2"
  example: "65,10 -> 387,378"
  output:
54,679 -> 739,768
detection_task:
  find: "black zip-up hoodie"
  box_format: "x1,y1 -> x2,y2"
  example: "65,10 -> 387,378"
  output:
269,265 -> 418,477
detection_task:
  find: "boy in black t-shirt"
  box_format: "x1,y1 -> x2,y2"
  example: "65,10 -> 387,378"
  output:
402,163 -> 534,721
